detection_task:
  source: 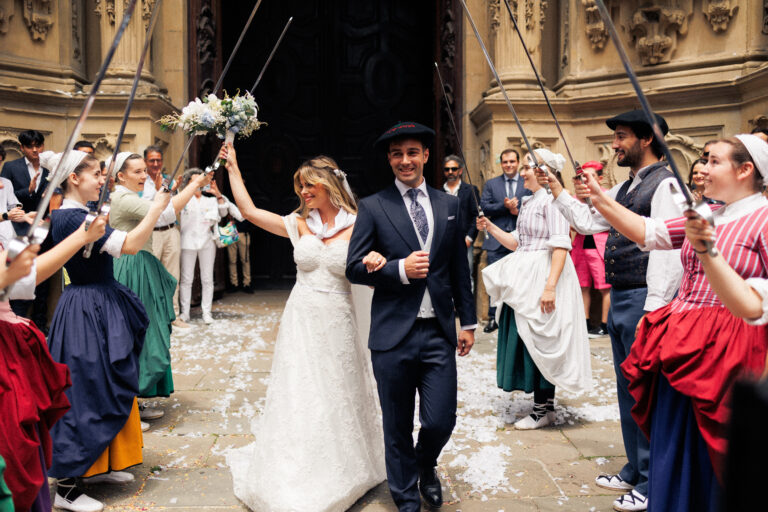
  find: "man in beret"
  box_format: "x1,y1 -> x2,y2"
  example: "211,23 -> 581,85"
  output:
346,121 -> 476,511
540,110 -> 684,511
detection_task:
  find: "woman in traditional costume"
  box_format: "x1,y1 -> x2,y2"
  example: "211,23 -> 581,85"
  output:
479,148 -> 592,430
577,134 -> 768,510
44,150 -> 171,512
108,153 -> 209,401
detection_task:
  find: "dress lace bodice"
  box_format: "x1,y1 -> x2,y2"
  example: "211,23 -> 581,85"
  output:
288,214 -> 352,294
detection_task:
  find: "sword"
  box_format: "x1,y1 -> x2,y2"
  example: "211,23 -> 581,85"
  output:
434,61 -> 488,241
164,0 -> 264,191
203,16 -> 294,176
502,0 -> 592,207
458,0 -> 550,193
83,0 -> 164,258
0,0 -> 140,300
592,0 -> 717,256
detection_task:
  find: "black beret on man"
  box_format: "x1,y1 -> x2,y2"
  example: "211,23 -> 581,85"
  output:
374,121 -> 435,151
606,109 -> 669,136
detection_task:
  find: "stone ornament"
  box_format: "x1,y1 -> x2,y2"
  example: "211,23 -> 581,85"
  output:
703,0 -> 738,33
489,0 -> 504,34
0,0 -> 13,35
142,0 -> 155,30
763,0 -> 768,35
23,0 -> 54,41
582,0 -> 608,51
628,4 -> 691,66
95,0 -> 116,25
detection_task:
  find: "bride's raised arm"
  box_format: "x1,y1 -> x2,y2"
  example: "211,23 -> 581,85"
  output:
220,143 -> 288,238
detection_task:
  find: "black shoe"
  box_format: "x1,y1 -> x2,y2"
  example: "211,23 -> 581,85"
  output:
226,282 -> 238,293
242,284 -> 254,294
588,325 -> 608,339
418,467 -> 443,508
483,318 -> 498,333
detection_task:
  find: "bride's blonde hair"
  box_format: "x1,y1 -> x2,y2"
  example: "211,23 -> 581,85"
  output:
292,155 -> 357,218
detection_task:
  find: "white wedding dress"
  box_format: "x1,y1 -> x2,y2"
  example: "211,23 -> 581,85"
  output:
227,214 -> 385,512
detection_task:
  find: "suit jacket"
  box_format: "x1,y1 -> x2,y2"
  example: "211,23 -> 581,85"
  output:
479,173 -> 531,251
346,183 -> 476,351
1,158 -> 49,235
455,181 -> 480,242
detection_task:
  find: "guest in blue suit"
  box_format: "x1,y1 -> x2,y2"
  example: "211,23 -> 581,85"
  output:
346,122 -> 476,512
479,148 -> 532,332
0,130 -> 51,331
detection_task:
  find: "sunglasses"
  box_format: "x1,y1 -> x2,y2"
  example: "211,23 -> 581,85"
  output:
443,166 -> 460,172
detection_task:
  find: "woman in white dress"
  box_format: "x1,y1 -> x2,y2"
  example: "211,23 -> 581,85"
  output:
220,143 -> 385,512
479,148 -> 592,430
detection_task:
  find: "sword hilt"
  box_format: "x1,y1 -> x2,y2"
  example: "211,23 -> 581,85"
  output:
0,228 -> 48,301
572,163 -> 594,208
83,203 -> 111,258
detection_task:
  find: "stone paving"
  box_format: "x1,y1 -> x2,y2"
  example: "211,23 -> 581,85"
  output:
69,290 -> 629,512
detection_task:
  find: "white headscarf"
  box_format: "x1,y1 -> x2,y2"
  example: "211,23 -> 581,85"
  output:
104,151 -> 134,177
734,134 -> 768,186
529,148 -> 566,173
39,150 -> 90,186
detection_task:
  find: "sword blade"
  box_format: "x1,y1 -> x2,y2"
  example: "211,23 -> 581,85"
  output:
25,0 -> 140,244
165,0 -> 264,188
250,17 -> 293,95
84,0 -> 164,258
592,0 -> 692,205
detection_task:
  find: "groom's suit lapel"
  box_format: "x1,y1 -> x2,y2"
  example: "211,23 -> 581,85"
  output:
427,186 -> 446,263
378,184 -> 421,252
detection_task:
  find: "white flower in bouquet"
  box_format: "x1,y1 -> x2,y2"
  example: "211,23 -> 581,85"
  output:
159,91 -> 264,142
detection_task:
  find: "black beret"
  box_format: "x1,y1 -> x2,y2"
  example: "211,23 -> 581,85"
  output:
374,121 -> 435,151
606,109 -> 669,136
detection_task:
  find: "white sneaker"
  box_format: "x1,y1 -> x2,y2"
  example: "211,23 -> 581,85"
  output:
54,492 -> 104,512
140,421 -> 150,432
172,318 -> 191,330
595,473 -> 634,491
514,411 -> 554,430
202,313 -> 213,324
82,471 -> 134,485
139,407 -> 164,420
613,489 -> 647,512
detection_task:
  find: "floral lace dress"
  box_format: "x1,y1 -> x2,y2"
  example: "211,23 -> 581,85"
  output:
227,213 -> 385,512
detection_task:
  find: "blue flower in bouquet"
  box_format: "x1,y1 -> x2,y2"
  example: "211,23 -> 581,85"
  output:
159,90 -> 265,139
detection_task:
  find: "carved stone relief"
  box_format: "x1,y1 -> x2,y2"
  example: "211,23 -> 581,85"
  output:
72,1 -> 82,62
197,3 -> 216,66
703,0 -> 738,33
142,0 -> 155,30
561,1 -> 569,69
582,0 -> 608,51
95,0 -> 116,25
763,1 -> 768,35
665,132 -> 702,173
23,0 -> 54,41
628,4 -> 691,66
0,0 -> 14,35
489,0 -> 502,34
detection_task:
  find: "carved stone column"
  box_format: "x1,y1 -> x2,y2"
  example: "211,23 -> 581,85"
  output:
95,0 -> 156,84
489,0 -> 547,90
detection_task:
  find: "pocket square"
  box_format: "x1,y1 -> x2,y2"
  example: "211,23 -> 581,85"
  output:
447,215 -> 456,220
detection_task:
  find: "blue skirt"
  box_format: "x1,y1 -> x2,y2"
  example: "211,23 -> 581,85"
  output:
648,375 -> 722,511
47,281 -> 147,477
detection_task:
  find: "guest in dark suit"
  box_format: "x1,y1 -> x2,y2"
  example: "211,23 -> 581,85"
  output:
346,122 -> 476,512
442,154 -> 479,290
479,148 -> 531,332
0,130 -> 51,332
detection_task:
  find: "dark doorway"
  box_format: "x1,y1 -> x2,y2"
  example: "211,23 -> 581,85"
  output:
218,0 -> 438,282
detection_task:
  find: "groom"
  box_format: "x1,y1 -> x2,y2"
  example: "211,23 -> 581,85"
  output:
346,122 -> 476,511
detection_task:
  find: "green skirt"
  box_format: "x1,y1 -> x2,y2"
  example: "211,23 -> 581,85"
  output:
497,304 -> 554,393
114,250 -> 176,397
0,456 -> 13,512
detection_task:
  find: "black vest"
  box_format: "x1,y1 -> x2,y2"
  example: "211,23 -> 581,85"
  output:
604,161 -> 672,288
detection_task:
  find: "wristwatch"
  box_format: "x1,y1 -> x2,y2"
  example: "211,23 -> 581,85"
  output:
1,212 -> 8,221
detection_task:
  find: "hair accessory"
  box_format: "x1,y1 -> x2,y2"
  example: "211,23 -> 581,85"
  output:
331,168 -> 355,201
734,134 -> 768,186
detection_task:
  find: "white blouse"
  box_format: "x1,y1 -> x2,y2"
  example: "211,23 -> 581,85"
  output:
179,194 -> 228,251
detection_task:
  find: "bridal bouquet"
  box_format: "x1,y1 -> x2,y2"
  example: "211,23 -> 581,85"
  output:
159,91 -> 264,144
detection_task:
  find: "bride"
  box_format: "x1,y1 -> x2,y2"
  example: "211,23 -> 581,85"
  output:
221,143 -> 386,511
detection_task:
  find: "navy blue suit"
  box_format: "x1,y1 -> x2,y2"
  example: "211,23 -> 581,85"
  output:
455,181 -> 480,242
346,183 -> 475,511
0,157 -> 49,236
479,173 -> 531,318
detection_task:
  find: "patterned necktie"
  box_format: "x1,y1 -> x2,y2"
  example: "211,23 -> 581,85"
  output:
406,188 -> 429,244
506,177 -> 513,198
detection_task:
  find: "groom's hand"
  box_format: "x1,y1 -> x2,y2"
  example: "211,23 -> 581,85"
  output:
404,250 -> 429,279
457,329 -> 474,356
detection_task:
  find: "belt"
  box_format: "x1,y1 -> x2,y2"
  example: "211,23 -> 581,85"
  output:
153,223 -> 176,232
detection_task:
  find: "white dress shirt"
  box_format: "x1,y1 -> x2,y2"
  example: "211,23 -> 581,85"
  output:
179,194 -> 228,251
0,177 -> 20,249
25,158 -> 42,192
552,163 -> 684,311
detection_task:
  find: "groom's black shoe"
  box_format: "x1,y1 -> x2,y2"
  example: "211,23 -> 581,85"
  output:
483,318 -> 498,333
418,467 -> 443,508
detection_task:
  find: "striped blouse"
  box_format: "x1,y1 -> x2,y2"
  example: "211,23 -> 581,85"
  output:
512,188 -> 572,252
641,193 -> 768,313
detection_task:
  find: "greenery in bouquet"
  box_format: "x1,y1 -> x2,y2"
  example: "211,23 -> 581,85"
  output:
159,91 -> 264,140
